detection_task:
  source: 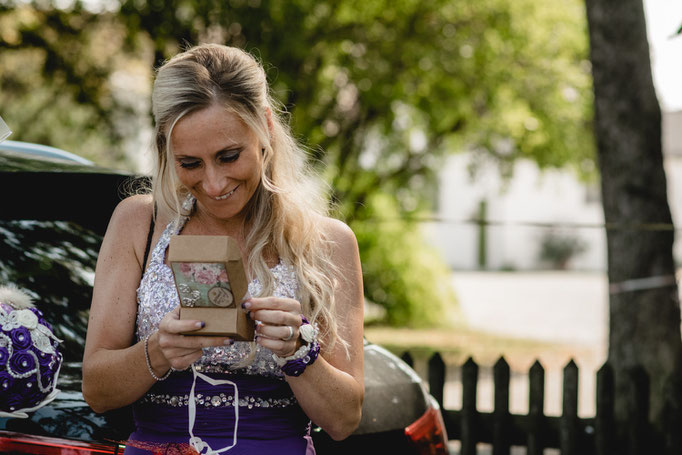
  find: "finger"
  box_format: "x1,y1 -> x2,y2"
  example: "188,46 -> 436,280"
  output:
242,297 -> 301,313
168,351 -> 205,371
159,333 -> 233,351
255,335 -> 297,357
159,306 -> 203,334
250,309 -> 301,327
256,323 -> 298,342
163,318 -> 207,335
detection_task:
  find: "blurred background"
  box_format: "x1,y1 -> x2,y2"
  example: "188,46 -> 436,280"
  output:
1,0 -> 681,425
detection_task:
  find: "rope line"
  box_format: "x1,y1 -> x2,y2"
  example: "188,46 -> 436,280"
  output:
363,216 -> 677,231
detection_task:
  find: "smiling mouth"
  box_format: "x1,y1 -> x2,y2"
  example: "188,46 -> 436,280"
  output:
215,185 -> 239,200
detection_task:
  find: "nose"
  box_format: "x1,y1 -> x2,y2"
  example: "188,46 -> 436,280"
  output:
201,164 -> 226,197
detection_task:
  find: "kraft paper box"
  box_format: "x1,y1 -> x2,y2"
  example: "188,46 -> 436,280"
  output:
169,235 -> 254,340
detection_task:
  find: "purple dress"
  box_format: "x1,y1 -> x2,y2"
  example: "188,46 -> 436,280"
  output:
125,218 -> 315,454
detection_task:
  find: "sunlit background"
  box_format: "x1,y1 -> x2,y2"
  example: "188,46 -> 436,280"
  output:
1,0 -> 681,435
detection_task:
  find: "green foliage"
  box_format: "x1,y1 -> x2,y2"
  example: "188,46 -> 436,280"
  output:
0,0 -> 595,326
351,193 -> 456,327
111,0 -> 595,209
538,230 -> 587,269
0,4 -> 129,165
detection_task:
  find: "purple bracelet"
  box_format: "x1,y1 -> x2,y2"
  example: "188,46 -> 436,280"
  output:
276,315 -> 320,377
281,340 -> 320,377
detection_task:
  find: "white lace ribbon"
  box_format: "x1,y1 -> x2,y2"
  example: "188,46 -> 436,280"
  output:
188,364 -> 239,454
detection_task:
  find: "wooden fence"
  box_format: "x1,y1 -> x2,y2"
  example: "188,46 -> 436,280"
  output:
399,352 -> 662,455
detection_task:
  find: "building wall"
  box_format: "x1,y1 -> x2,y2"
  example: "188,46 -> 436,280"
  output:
426,110 -> 681,271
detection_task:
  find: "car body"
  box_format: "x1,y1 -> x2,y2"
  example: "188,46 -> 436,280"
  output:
0,142 -> 449,454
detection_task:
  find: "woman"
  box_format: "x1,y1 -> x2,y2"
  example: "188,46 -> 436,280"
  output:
82,44 -> 364,454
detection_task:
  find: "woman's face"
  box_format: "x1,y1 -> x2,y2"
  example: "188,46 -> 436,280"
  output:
170,104 -> 264,224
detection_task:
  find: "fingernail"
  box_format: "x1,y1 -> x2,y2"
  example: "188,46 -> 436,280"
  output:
241,301 -> 251,310
224,339 -> 234,345
196,321 -> 205,328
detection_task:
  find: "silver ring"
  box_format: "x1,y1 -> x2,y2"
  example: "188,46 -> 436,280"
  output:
283,326 -> 294,341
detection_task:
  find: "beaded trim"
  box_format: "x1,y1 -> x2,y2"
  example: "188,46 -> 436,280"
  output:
141,392 -> 297,409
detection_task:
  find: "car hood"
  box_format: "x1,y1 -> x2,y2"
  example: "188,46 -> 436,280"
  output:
355,343 -> 429,435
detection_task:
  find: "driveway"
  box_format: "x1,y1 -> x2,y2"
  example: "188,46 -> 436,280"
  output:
451,270 -> 609,347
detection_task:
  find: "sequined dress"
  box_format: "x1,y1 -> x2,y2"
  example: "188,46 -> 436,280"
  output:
124,218 -> 315,454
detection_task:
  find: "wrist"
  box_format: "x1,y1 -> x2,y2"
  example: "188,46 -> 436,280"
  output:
272,316 -> 320,377
144,332 -> 172,381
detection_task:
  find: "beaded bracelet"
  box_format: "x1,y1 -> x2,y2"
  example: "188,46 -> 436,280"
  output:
272,316 -> 320,377
281,341 -> 320,377
144,334 -> 172,381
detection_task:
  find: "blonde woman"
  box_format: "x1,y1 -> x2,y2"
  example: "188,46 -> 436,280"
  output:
82,44 -> 364,454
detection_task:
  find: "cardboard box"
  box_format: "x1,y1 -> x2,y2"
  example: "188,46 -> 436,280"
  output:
169,235 -> 254,340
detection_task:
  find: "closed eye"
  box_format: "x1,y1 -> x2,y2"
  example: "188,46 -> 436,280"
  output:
178,159 -> 201,169
219,150 -> 241,164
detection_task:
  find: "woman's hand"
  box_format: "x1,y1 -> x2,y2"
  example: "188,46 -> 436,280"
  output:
156,305 -> 232,371
243,297 -> 302,357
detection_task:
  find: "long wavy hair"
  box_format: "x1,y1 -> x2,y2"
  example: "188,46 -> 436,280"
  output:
150,44 -> 345,353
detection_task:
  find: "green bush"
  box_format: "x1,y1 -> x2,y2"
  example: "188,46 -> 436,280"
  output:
350,193 -> 457,327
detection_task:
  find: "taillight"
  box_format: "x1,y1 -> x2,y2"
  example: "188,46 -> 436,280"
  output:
0,431 -> 124,454
404,405 -> 449,455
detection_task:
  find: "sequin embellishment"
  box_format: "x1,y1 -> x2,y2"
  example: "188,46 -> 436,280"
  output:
141,392 -> 297,409
136,218 -> 299,378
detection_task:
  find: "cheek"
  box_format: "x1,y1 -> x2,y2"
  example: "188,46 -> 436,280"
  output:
174,167 -> 198,187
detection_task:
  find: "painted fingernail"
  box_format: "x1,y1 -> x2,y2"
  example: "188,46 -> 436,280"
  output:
196,321 -> 205,328
241,301 -> 251,310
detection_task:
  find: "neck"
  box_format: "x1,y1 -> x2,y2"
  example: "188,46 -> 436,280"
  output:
189,205 -> 248,241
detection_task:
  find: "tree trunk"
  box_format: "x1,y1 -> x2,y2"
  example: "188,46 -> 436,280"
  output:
585,0 -> 682,451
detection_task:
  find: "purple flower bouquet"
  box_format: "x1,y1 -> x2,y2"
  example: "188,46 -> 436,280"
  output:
0,285 -> 62,418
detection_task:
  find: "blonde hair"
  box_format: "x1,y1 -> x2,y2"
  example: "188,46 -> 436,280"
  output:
151,44 -> 345,353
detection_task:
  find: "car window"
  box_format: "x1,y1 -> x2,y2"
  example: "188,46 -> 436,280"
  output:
0,220 -> 101,363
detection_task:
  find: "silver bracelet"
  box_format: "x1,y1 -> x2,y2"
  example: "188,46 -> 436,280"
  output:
144,334 -> 172,381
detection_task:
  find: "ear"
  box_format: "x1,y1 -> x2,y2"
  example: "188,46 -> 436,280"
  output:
264,107 -> 274,142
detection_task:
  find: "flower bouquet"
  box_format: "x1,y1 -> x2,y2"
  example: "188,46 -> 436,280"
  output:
0,285 -> 62,418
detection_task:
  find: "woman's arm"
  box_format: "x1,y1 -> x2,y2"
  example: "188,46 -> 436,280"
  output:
246,218 -> 364,440
81,195 -> 228,413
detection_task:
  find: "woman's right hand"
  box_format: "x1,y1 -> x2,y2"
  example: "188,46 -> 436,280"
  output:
155,305 -> 232,371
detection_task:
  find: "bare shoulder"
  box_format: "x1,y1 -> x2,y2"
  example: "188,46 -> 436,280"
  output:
318,216 -> 358,249
105,194 -> 154,237
111,194 -> 153,223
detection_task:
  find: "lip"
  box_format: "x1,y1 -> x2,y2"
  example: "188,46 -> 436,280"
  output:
214,185 -> 239,200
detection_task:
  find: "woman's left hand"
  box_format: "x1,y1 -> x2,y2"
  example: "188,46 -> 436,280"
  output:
242,297 -> 302,357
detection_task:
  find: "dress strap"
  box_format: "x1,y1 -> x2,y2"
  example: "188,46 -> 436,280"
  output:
142,204 -> 157,274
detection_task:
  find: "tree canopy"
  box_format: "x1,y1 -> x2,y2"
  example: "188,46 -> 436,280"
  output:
0,0 -> 594,325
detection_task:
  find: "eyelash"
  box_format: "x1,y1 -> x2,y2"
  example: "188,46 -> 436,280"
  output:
219,152 -> 241,163
178,152 -> 241,169
179,161 -> 200,169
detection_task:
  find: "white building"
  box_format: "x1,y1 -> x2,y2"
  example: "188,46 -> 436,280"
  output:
426,110 -> 682,271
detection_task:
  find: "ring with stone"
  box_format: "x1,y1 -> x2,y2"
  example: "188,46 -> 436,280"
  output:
283,325 -> 294,341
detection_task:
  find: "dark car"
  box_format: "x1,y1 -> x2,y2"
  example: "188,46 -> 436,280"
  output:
0,142 -> 449,454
